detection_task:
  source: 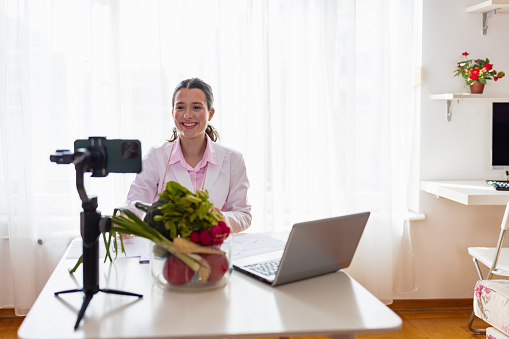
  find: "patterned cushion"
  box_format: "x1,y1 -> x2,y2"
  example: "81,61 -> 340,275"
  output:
487,327 -> 509,339
474,280 -> 509,336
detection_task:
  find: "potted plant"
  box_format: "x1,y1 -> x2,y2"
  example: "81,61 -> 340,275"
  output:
454,52 -> 505,94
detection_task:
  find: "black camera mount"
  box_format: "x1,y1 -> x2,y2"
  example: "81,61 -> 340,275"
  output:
50,138 -> 143,330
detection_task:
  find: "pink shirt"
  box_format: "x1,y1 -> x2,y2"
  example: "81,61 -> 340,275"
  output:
169,136 -> 218,192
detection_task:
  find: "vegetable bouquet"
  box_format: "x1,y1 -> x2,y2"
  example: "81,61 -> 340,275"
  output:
104,181 -> 231,284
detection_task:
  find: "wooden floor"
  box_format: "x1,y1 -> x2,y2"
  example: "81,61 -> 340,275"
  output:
0,300 -> 491,339
0,309 -> 24,339
356,309 -> 487,339
356,299 -> 489,339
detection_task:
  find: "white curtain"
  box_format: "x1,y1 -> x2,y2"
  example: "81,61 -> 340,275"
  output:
0,0 -> 421,314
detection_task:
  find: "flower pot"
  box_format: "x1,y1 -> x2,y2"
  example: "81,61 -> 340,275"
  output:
150,236 -> 232,292
470,83 -> 485,94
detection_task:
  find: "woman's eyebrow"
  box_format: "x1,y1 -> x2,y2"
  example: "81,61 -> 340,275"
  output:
175,101 -> 204,105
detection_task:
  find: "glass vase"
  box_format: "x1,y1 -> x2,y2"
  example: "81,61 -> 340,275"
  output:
150,236 -> 232,292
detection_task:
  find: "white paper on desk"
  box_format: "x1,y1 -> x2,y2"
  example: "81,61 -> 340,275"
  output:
66,236 -> 151,263
232,233 -> 286,260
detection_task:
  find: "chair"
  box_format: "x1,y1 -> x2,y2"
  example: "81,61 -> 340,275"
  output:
467,200 -> 509,334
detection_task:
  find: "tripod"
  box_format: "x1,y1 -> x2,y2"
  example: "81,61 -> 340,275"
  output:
54,152 -> 143,330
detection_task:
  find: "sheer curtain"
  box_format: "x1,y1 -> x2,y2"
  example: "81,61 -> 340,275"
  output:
0,0 -> 421,314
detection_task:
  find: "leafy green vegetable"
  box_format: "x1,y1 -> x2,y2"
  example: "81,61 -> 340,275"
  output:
141,198 -> 169,239
147,181 -> 223,241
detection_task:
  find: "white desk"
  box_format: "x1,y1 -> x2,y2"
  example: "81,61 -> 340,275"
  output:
18,239 -> 401,339
421,180 -> 509,205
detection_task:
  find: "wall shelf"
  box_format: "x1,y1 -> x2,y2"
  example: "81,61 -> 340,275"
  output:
430,93 -> 509,121
421,180 -> 509,205
467,0 -> 509,35
467,0 -> 509,13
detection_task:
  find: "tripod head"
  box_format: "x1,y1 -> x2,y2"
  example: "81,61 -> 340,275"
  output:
50,137 -> 142,204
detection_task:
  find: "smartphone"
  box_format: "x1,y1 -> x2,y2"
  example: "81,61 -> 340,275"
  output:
73,137 -> 142,177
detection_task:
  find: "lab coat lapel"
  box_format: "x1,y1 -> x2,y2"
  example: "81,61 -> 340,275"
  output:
168,163 -> 194,192
203,145 -> 225,191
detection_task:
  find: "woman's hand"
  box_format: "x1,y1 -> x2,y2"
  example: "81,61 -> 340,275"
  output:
213,206 -> 224,219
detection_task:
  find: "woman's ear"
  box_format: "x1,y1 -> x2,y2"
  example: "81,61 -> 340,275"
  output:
209,108 -> 215,121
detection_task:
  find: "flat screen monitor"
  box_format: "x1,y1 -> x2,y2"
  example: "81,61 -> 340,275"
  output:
492,102 -> 509,170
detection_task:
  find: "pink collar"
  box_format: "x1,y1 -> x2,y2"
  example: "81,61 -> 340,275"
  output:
169,135 -> 218,171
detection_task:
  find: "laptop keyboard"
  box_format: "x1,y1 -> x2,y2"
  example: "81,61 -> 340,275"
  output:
487,180 -> 509,191
245,259 -> 281,276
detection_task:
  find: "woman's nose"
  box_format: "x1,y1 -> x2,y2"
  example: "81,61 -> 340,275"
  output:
183,109 -> 192,118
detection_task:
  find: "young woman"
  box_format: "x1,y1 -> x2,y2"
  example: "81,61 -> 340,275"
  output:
125,78 -> 251,233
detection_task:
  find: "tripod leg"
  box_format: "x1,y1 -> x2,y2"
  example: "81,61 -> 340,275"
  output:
55,288 -> 83,296
74,293 -> 94,330
100,288 -> 143,298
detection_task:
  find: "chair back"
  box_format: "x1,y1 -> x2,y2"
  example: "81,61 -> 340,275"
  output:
501,201 -> 509,231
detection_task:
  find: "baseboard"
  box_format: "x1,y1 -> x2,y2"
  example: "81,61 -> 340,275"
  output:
0,308 -> 22,319
388,298 -> 473,310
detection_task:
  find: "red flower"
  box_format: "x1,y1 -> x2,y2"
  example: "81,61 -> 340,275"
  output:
469,68 -> 480,80
495,77 -> 499,81
485,63 -> 493,70
462,52 -> 469,56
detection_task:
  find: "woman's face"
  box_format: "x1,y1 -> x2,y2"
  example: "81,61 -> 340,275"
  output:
172,88 -> 214,142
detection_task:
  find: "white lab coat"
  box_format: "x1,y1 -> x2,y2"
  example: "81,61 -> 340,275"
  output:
125,140 -> 252,233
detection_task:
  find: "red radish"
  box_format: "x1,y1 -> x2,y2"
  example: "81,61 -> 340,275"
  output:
218,220 -> 230,236
210,225 -> 222,238
199,229 -> 213,246
210,225 -> 225,245
190,231 -> 200,243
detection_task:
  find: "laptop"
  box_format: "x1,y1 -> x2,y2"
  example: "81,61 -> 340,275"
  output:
233,211 -> 370,286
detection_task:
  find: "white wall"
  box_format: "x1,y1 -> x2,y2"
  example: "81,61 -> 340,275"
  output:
397,0 -> 509,299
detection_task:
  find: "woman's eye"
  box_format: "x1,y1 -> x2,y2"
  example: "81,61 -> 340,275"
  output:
176,106 -> 184,110
194,106 -> 202,110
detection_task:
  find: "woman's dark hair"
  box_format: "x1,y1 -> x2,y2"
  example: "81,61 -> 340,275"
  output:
169,78 -> 219,142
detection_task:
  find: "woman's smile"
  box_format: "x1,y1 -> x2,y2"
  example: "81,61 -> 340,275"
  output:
182,122 -> 198,128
